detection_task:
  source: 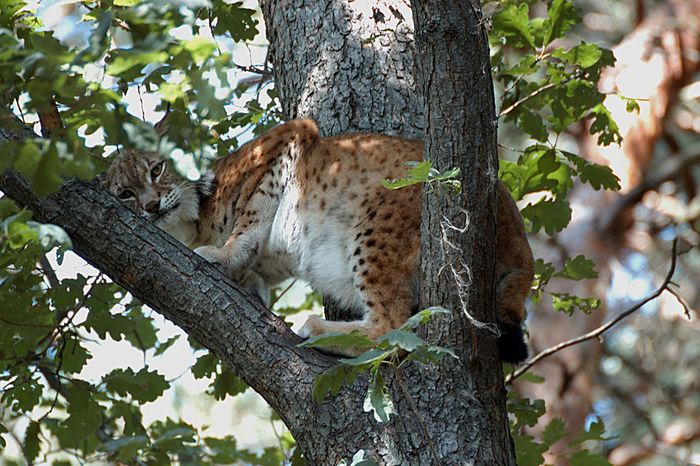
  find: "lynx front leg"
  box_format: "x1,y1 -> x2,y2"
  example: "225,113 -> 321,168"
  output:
194,223 -> 269,279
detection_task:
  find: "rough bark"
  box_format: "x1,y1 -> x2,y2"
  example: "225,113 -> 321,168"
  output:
517,0 -> 700,458
411,0 -> 516,464
260,0 -> 422,138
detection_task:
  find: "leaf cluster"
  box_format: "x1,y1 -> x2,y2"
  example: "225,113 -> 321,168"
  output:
301,307 -> 456,424
509,394 -> 612,466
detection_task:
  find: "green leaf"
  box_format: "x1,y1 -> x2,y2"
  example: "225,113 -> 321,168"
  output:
299,331 -> 376,351
541,418 -> 567,448
31,144 -> 63,196
107,51 -> 168,76
191,352 -> 219,379
560,151 -> 620,191
184,36 -> 216,64
103,368 -> 169,402
499,147 -> 573,201
555,255 -> 598,281
543,0 -> 581,46
401,307 -> 451,330
97,435 -> 149,454
569,417 -> 610,446
210,369 -> 248,400
7,220 -> 38,249
569,450 -> 612,466
60,336 -> 92,373
210,1 -> 259,42
382,160 -> 431,190
513,433 -> 547,466
551,293 -> 600,315
112,401 -> 147,436
508,396 -> 546,429
2,377 -> 42,413
363,371 -> 394,423
114,0 -> 141,6
376,330 -> 425,352
625,98 -> 640,113
13,141 -> 41,180
589,103 -> 622,146
338,349 -> 391,367
22,421 -> 41,464
53,382 -> 102,447
533,259 -> 556,290
154,335 -> 180,356
492,3 -> 535,49
579,163 -> 620,191
515,371 -> 546,384
516,111 -> 549,142
404,345 -> 457,365
312,364 -> 359,404
522,196 -> 572,235
553,43 -> 603,68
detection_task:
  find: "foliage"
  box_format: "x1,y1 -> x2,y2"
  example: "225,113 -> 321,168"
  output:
382,161 -> 461,195
0,0 -> 628,463
509,393 -> 612,466
491,0 -> 623,238
301,308 -> 456,423
0,0 -> 287,463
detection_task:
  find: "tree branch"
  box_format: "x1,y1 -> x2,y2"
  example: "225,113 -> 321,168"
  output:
0,106 -> 357,445
506,239 -> 680,384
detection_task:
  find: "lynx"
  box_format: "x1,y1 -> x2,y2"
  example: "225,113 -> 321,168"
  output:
104,119 -> 534,362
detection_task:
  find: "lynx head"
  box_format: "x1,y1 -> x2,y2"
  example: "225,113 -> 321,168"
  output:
103,149 -> 212,242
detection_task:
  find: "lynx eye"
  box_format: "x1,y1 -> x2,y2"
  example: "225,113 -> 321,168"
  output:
150,162 -> 165,179
117,189 -> 135,200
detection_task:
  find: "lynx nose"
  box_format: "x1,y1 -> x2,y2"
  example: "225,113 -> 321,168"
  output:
144,200 -> 160,214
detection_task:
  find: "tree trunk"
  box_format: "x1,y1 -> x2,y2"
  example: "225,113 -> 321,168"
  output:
260,0 -> 423,138
1,0 -> 517,462
261,0 -> 516,463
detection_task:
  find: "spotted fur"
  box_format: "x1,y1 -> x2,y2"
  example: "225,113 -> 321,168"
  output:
104,119 -> 534,361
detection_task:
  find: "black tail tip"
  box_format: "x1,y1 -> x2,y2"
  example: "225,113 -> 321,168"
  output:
498,323 -> 528,364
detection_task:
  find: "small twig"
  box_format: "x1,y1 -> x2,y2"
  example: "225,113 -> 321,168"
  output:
499,82 -> 559,118
39,255 -> 60,289
269,279 -> 297,309
666,284 -> 693,319
137,84 -> 146,121
393,361 -> 441,466
506,239 -> 679,384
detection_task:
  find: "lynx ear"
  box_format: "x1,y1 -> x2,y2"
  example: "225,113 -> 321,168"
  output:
153,103 -> 172,137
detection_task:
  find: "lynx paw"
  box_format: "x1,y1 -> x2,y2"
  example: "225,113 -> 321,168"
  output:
297,315 -> 323,339
194,245 -> 224,265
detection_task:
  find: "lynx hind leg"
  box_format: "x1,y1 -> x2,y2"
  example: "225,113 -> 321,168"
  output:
495,181 -> 535,363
